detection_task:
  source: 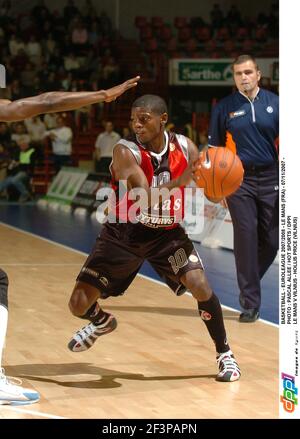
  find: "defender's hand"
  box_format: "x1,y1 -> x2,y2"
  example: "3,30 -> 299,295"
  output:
104,76 -> 140,103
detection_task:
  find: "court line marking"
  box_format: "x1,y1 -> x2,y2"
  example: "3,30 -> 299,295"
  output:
0,405 -> 66,419
0,221 -> 279,329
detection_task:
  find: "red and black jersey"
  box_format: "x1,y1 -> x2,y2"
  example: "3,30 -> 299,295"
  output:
110,131 -> 189,228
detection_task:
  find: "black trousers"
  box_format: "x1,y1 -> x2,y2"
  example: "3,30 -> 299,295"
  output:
226,163 -> 279,310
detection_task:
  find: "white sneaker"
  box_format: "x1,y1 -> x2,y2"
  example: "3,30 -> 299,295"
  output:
216,350 -> 241,382
0,368 -> 40,405
68,313 -> 117,352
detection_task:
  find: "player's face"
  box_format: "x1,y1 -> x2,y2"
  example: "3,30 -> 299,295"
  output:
131,107 -> 165,144
233,60 -> 261,95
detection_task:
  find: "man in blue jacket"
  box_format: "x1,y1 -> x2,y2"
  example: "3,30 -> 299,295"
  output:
208,55 -> 279,322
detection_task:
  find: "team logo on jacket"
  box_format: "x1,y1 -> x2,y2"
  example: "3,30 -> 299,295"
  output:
266,106 -> 274,113
229,110 -> 246,118
169,142 -> 176,151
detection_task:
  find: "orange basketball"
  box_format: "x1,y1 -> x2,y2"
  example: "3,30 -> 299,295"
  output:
194,147 -> 244,200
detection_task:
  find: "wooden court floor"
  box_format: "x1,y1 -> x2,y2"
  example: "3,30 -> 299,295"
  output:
0,224 -> 279,419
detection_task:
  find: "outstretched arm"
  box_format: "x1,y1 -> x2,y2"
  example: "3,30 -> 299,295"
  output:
0,76 -> 140,122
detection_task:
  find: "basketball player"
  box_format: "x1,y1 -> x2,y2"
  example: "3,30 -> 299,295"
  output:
0,76 -> 140,405
208,55 -> 279,322
67,94 -> 241,382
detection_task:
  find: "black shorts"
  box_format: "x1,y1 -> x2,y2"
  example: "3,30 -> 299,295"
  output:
77,222 -> 204,298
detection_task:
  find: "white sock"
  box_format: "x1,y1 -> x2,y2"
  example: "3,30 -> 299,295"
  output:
0,304 -> 8,369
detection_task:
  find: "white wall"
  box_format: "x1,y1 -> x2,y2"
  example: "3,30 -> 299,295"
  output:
13,0 -> 274,39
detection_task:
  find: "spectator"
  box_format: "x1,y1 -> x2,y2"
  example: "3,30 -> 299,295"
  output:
11,122 -> 31,147
45,116 -> 73,174
44,113 -> 58,130
25,35 -> 42,65
64,52 -> 80,72
121,126 -> 133,140
75,105 -> 92,132
94,121 -> 120,174
8,34 -> 25,57
24,116 -> 46,144
210,3 -> 224,28
71,21 -> 89,48
0,141 -> 36,202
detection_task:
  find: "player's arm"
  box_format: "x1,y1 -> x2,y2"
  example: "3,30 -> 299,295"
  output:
186,137 -> 201,163
112,144 -> 197,210
0,76 -> 140,122
112,144 -> 149,191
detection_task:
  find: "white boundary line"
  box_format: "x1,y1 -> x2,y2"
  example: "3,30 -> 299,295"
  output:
0,405 -> 66,419
0,221 -> 278,328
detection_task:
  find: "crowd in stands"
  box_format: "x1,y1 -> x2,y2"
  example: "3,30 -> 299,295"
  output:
136,2 -> 279,58
0,0 -> 122,104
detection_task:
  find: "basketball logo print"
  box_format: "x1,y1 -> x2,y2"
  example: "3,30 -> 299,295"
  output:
218,160 -> 227,169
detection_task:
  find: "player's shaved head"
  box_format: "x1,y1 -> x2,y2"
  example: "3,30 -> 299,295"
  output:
132,95 -> 167,115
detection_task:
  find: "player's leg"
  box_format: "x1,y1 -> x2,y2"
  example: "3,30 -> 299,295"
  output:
0,268 -> 39,405
68,225 -> 143,352
148,228 -> 240,382
68,281 -> 118,352
180,268 -> 240,382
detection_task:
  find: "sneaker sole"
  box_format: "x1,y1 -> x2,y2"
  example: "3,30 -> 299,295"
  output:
216,372 -> 241,382
0,397 -> 40,405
